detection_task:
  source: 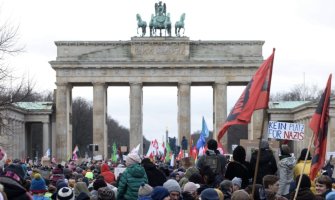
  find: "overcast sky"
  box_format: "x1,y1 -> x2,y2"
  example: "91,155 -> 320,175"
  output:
1,0 -> 335,143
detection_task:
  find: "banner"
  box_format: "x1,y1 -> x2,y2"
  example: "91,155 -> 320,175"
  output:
268,121 -> 304,141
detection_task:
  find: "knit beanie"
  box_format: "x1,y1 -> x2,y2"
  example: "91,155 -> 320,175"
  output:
200,188 -> 219,200
232,177 -> 242,188
214,189 -> 224,200
183,182 -> 200,193
126,153 -> 141,166
98,186 -> 115,200
138,182 -> 153,197
57,187 -> 75,200
30,173 -> 47,194
56,180 -> 68,191
151,186 -> 170,200
220,180 -> 233,191
163,179 -> 181,193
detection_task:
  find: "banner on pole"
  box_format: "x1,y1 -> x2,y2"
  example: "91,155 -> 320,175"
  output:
268,121 -> 304,141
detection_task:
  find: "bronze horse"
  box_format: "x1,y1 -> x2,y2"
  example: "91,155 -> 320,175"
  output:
136,14 -> 147,37
175,13 -> 185,37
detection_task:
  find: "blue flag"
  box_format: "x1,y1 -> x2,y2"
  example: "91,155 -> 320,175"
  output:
201,116 -> 209,138
196,117 -> 209,150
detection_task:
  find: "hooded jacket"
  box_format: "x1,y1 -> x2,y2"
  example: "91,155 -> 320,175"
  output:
278,156 -> 296,196
250,149 -> 278,184
100,163 -> 115,184
117,164 -> 148,200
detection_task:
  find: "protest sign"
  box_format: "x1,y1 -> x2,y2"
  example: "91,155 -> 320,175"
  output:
268,121 -> 304,141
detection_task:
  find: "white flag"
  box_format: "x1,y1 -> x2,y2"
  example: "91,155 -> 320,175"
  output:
130,144 -> 140,154
170,154 -> 175,167
44,149 -> 50,158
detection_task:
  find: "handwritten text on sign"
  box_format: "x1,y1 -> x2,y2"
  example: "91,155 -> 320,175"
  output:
268,121 -> 304,141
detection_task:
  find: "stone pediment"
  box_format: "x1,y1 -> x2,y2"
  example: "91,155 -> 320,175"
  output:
54,38 -> 264,63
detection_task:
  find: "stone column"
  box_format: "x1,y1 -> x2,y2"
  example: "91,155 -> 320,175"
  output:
129,82 -> 143,154
55,83 -> 72,161
328,116 -> 335,152
213,82 -> 227,147
251,109 -> 266,141
12,120 -> 18,159
15,120 -> 20,159
43,122 -> 50,156
178,82 -> 191,150
20,121 -> 26,159
93,82 -> 107,158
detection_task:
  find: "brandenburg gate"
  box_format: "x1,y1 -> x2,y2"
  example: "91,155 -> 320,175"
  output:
50,37 -> 264,160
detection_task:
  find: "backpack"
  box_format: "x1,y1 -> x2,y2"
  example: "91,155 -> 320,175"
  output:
204,154 -> 221,175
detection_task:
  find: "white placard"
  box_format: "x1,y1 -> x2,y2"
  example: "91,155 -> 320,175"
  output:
268,121 -> 304,141
93,155 -> 103,161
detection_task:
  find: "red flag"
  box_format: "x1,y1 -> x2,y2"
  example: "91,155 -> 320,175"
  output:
190,146 -> 197,160
177,149 -> 183,161
217,49 -> 275,142
189,135 -> 194,155
309,74 -> 332,181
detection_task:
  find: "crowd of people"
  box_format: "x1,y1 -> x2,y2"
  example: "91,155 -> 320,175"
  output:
0,139 -> 334,200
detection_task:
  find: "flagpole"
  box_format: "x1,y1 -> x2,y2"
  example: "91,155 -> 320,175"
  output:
293,133 -> 315,200
251,111 -> 267,199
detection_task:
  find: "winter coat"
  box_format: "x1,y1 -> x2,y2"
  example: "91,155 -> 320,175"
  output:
293,160 -> 316,193
278,156 -> 296,196
250,149 -> 278,184
100,163 -> 116,184
0,176 -> 33,200
117,164 -> 148,200
293,160 -> 311,179
225,161 -> 251,189
142,162 -> 166,187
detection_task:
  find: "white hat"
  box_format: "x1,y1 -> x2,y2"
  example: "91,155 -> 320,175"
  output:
57,187 -> 75,200
232,177 -> 242,188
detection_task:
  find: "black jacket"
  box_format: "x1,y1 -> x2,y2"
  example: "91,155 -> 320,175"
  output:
142,162 -> 167,187
225,161 -> 252,189
250,149 -> 278,184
